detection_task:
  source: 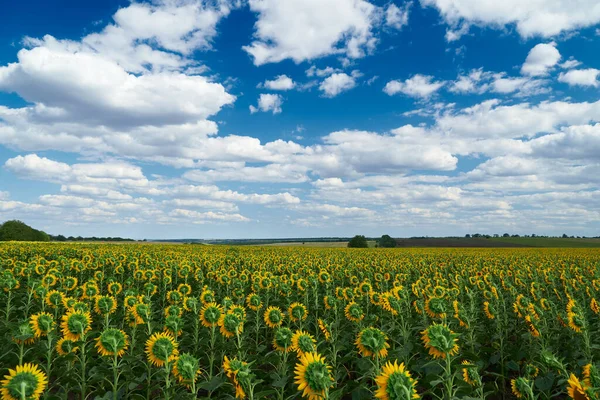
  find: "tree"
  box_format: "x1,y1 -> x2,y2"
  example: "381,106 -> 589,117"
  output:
465,234 -> 471,238
0,220 -> 50,242
348,235 -> 368,248
378,234 -> 397,248
503,233 -> 510,237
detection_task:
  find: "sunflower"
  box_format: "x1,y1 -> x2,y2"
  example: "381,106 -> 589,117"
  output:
317,319 -> 331,342
172,353 -> 201,389
291,330 -> 317,357
60,310 -> 92,341
245,293 -> 262,311
145,332 -> 179,367
461,360 -> 480,387
0,363 -> 48,400
230,305 -> 247,321
525,364 -> 539,379
483,301 -> 495,320
511,378 -> 532,399
583,363 -> 600,387
374,360 -> 419,400
12,321 -> 36,345
130,302 -> 151,325
177,283 -> 192,296
223,356 -> 250,399
382,294 -> 402,316
344,302 -> 364,323
219,312 -> 244,338
421,324 -> 459,359
524,315 -> 541,337
183,296 -> 200,313
273,327 -> 293,352
166,290 -> 183,305
94,295 -> 117,316
294,352 -> 334,400
424,297 -> 447,319
56,338 -> 78,356
29,312 -> 55,338
355,326 -> 389,359
567,374 -> 591,400
95,328 -> 129,357
200,289 -> 215,304
107,282 -> 122,296
200,302 -> 224,328
44,290 -> 63,309
323,296 -> 337,310
165,305 -> 183,318
164,315 -> 183,337
264,306 -> 284,329
567,299 -> 585,333
288,302 -> 308,323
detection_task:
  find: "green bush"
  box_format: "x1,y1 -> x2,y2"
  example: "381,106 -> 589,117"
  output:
0,220 -> 50,242
348,235 -> 368,248
378,234 -> 397,248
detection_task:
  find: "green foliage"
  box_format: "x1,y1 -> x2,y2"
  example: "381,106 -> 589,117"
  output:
0,220 -> 49,242
378,234 -> 396,248
347,235 -> 368,248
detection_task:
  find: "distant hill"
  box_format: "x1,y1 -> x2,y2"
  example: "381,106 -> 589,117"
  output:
0,220 -> 50,242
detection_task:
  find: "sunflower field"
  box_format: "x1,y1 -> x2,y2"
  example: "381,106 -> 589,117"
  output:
1,243 -> 599,400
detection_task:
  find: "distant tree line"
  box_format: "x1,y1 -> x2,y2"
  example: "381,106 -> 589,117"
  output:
0,220 -> 134,242
465,233 -> 597,239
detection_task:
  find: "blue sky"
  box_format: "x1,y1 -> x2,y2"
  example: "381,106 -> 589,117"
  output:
1,0 -> 600,239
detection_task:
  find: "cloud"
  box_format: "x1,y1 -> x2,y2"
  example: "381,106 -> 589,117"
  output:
420,0 -> 600,38
383,74 -> 445,98
385,3 -> 411,30
305,66 -> 342,77
260,75 -> 296,90
243,0 -> 382,65
249,94 -> 284,114
521,42 -> 561,76
558,68 -> 600,87
319,73 -> 357,97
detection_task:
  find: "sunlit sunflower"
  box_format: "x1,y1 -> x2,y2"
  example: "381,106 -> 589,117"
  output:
172,353 -> 201,389
483,301 -> 495,320
344,302 -> 364,323
164,315 -> 183,337
145,332 -> 179,367
583,363 -> 600,388
130,302 -> 151,325
264,306 -> 284,329
294,352 -> 334,400
567,374 -> 591,400
291,330 -> 317,357
30,312 -> 55,338
95,328 -> 129,357
230,305 -> 247,321
94,295 -> 117,316
0,363 -> 48,400
355,327 -> 389,359
273,327 -> 293,352
200,289 -> 215,304
219,312 -> 244,338
200,302 -> 224,328
164,305 -> 183,318
567,299 -> 585,333
524,315 -> 541,337
223,356 -> 249,399
288,303 -> 308,323
60,310 -> 92,341
183,296 -> 200,313
56,338 -> 78,356
374,360 -> 419,400
317,319 -> 331,341
177,283 -> 192,296
461,360 -> 480,387
44,290 -> 63,309
424,297 -> 447,319
245,293 -> 262,311
166,290 -> 183,305
421,323 -> 459,359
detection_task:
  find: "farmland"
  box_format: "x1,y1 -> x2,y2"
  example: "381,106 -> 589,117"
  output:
1,243 -> 599,399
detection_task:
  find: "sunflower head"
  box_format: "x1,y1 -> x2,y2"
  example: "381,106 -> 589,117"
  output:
0,363 -> 48,400
95,328 -> 129,357
145,332 -> 179,367
56,338 -> 78,356
583,363 -> 600,388
172,353 -> 201,389
219,312 -> 243,338
375,360 -> 419,400
461,360 -> 481,387
567,374 -> 592,400
273,327 -> 293,352
511,378 -> 532,399
264,306 -> 284,329
288,302 -> 308,323
223,356 -> 252,399
200,303 -> 224,328
421,324 -> 459,359
425,297 -> 447,319
246,293 -> 262,311
30,312 -> 55,338
164,315 -> 183,337
317,319 -> 331,342
183,296 -> 200,313
94,295 -> 117,316
524,364 -> 539,379
294,352 -> 334,400
344,302 -> 364,323
356,327 -> 389,359
12,321 -> 36,345
291,330 -> 317,357
60,310 -> 92,341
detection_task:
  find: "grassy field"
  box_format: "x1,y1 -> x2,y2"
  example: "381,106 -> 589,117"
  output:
489,237 -> 600,248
